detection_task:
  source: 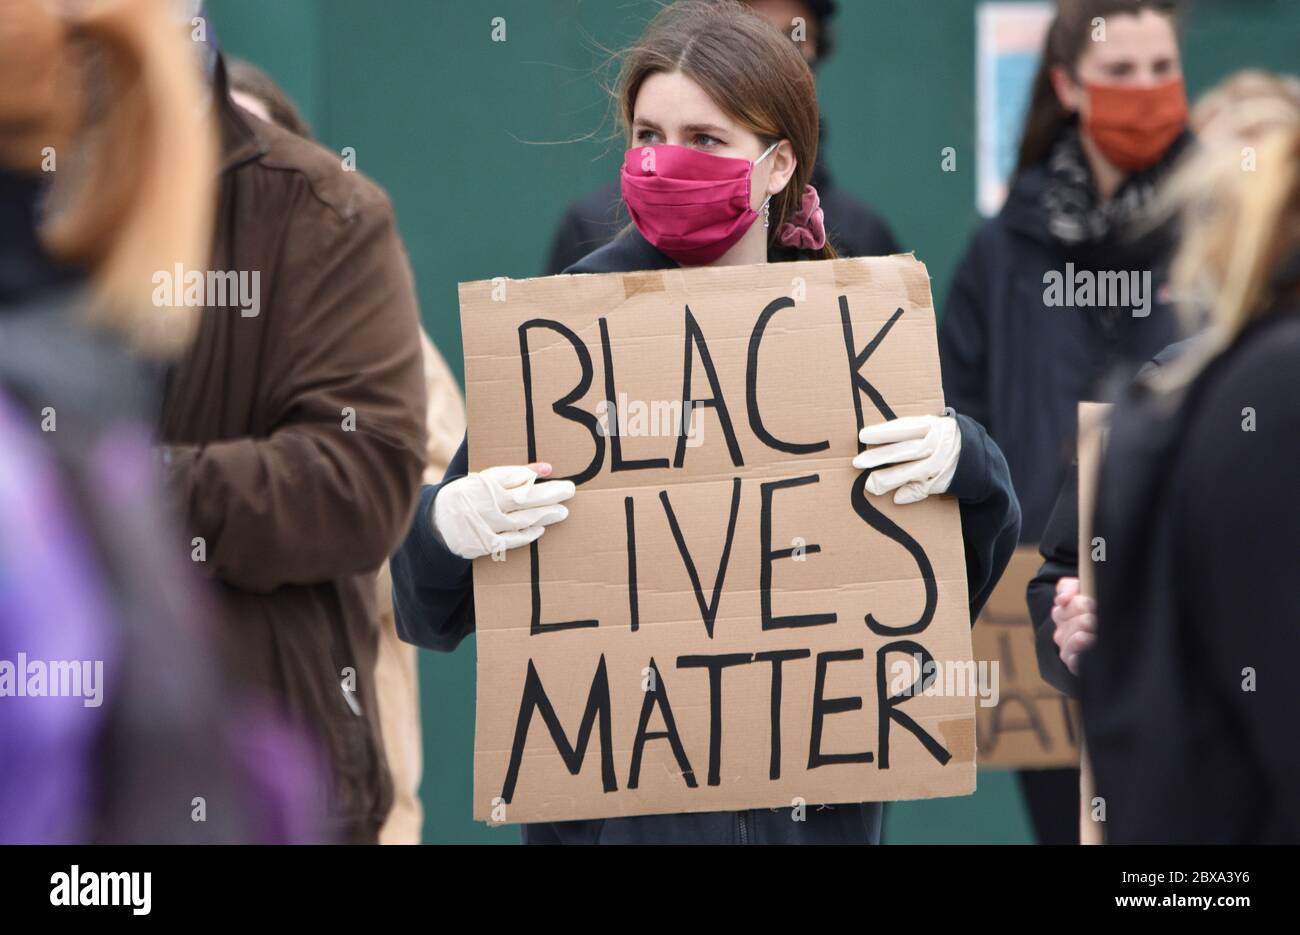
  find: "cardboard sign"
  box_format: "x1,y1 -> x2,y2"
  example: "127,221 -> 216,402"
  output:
459,256 -> 975,824
972,546 -> 1082,769
1076,401 -> 1110,844
1077,402 -> 1110,600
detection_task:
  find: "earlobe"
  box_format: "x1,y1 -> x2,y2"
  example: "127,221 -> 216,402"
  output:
1050,65 -> 1080,113
770,144 -> 797,197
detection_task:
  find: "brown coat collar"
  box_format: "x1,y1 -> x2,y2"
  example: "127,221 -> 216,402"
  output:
214,57 -> 269,174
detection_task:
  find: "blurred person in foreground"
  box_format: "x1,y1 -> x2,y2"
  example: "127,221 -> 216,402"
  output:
1028,69 -> 1300,697
544,0 -> 900,273
1081,123 -> 1300,843
227,56 -> 469,844
0,0 -> 319,843
156,6 -> 429,843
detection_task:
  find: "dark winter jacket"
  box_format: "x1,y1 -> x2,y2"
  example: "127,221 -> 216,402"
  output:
938,143 -> 1187,542
392,229 -> 1021,844
1026,339 -> 1193,696
1081,304 -> 1300,843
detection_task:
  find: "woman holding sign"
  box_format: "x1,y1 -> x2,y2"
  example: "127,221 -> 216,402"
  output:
391,0 -> 1020,844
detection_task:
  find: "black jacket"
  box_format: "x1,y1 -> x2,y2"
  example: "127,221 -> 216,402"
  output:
1026,339 -> 1192,696
1081,306 -> 1300,843
938,159 -> 1183,542
543,145 -> 901,274
392,230 -> 1021,844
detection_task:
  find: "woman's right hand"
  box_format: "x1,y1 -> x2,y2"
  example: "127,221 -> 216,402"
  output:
1051,576 -> 1097,675
432,462 -> 575,560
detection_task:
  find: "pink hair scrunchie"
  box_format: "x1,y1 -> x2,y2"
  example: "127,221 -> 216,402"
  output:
777,184 -> 827,251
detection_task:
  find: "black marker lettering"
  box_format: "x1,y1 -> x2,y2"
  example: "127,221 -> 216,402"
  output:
755,648 -> 811,780
501,656 -> 617,803
850,468 -> 937,636
628,658 -> 696,789
660,478 -> 742,639
529,540 -> 597,635
760,475 -> 837,630
875,640 -> 952,769
676,652 -> 753,786
675,306 -> 743,467
600,317 -> 670,472
518,318 -> 604,484
839,298 -> 904,431
625,496 -> 639,632
808,649 -> 874,768
746,296 -> 829,454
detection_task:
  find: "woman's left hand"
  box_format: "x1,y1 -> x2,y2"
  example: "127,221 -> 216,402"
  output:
853,413 -> 962,504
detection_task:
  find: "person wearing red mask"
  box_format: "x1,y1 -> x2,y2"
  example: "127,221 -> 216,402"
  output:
390,0 -> 1022,845
937,0 -> 1191,845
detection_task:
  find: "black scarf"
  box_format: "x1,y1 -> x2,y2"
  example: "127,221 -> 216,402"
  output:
1041,123 -> 1190,250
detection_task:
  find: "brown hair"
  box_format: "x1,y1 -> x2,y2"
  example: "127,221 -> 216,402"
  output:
0,0 -> 217,357
616,0 -> 835,259
1016,0 -> 1181,173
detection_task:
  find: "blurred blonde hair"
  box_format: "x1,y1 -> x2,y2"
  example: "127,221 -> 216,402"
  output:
1142,71 -> 1300,391
1153,126 -> 1300,391
1190,69 -> 1300,147
0,0 -> 217,358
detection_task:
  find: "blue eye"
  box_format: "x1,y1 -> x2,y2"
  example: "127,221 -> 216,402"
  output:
695,134 -> 720,148
635,129 -> 661,144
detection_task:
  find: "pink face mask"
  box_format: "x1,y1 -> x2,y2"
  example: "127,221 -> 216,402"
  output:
620,142 -> 776,265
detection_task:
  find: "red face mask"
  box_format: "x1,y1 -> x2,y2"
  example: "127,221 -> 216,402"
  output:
620,143 -> 775,265
1082,77 -> 1188,171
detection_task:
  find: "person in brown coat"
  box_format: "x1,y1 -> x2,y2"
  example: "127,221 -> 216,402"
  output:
159,56 -> 427,844
227,56 -> 468,844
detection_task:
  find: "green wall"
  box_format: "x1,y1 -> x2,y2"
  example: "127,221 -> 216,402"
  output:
209,0 -> 1300,844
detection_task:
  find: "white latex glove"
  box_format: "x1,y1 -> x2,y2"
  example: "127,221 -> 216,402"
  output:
433,464 -> 575,560
852,413 -> 961,505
